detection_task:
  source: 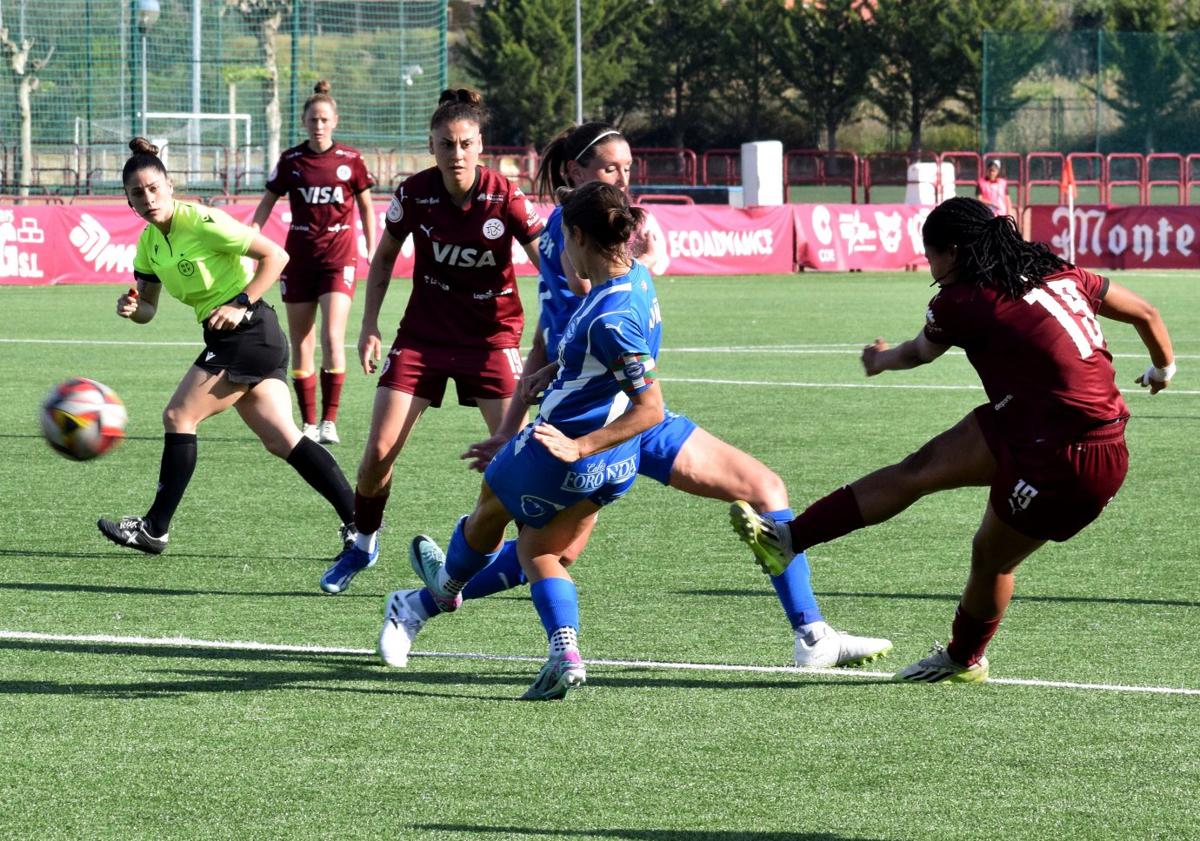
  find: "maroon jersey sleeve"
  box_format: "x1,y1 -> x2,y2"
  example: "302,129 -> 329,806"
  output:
1074,267 -> 1110,310
384,180 -> 413,241
350,154 -> 375,195
923,286 -> 975,348
264,154 -> 290,196
506,185 -> 544,245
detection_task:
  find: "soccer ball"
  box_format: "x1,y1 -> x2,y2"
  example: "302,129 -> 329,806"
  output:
40,377 -> 128,461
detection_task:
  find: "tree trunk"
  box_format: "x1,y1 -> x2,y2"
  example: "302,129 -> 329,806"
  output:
257,13 -> 282,174
17,75 -> 32,197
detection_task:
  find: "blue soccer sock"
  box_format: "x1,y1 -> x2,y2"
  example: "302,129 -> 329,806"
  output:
530,577 -> 580,647
462,539 -> 526,600
765,508 -> 823,628
443,516 -> 501,590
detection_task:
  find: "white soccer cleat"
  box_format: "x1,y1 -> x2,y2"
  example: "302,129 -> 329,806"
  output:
301,423 -> 320,442
318,420 -> 340,445
794,621 -> 893,668
378,589 -> 425,668
729,501 -> 793,576
895,642 -> 989,684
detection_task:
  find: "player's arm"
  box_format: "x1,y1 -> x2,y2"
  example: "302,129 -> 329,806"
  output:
1098,281 -> 1175,394
356,188 -> 377,261
207,233 -> 289,331
862,331 -> 949,376
118,273 -> 161,324
249,191 -> 280,231
534,381 -> 664,462
522,236 -> 541,272
358,229 -> 403,374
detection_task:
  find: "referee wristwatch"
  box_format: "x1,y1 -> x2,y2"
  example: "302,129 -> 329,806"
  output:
234,291 -> 253,308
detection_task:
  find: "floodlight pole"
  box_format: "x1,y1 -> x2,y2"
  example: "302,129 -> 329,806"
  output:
574,0 -> 583,123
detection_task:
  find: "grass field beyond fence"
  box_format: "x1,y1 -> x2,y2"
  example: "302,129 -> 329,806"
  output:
1,272 -> 1197,841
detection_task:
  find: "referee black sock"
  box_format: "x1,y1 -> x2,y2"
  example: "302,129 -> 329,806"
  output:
144,432 -> 198,537
286,436 -> 355,525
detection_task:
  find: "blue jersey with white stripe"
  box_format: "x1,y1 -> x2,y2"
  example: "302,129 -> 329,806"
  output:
537,260 -> 662,439
535,206 -> 582,351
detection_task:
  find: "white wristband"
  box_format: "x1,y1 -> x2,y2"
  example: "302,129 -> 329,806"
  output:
1146,361 -> 1176,382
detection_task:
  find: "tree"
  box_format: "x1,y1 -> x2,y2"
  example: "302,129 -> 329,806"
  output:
713,0 -> 790,143
767,0 -> 877,150
1101,0 -> 1193,152
224,0 -> 290,171
962,0 -> 1057,152
460,0 -> 648,147
629,0 -> 725,147
868,0 -> 977,152
0,13 -> 53,197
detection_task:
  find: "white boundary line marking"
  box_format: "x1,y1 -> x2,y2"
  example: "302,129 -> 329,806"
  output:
5,336 -> 1198,362
2,630 -> 1196,697
661,377 -> 1200,396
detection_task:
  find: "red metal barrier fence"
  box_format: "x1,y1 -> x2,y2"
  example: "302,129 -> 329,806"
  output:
5,144 -> 1200,205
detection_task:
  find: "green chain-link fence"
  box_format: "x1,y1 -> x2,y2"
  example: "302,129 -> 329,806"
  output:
982,29 -> 1200,155
0,0 -> 447,195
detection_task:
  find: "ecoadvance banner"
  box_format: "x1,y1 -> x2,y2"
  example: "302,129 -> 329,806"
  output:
0,201 -> 797,285
1028,205 -> 1200,269
792,204 -> 931,271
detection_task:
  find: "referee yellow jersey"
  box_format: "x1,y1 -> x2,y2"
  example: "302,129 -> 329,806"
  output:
132,201 -> 256,323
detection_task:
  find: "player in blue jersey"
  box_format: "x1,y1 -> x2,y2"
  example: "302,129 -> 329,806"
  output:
379,182 -> 664,699
392,122 -> 892,670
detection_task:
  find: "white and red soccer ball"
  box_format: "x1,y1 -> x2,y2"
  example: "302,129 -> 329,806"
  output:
40,377 -> 127,461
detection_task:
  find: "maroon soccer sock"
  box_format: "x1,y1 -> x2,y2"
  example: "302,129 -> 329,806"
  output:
946,604 -> 1003,667
320,369 -> 346,423
787,485 -> 866,553
354,488 -> 390,536
292,373 -> 318,426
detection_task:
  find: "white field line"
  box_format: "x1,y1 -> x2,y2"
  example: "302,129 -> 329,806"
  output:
2,629 -> 1197,697
4,336 -> 1199,364
661,377 -> 1200,396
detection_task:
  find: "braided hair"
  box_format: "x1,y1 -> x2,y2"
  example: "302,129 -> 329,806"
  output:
922,197 -> 1068,299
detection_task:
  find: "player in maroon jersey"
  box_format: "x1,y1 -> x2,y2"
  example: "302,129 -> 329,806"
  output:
732,197 -> 1175,683
252,80 -> 377,447
319,88 -> 543,594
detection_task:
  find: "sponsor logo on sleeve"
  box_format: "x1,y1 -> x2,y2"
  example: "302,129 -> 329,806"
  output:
386,196 -> 403,223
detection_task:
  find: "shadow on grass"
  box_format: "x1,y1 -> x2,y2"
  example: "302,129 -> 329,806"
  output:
0,639 -> 888,699
413,826 -> 882,840
678,588 -> 1200,609
0,580 -> 374,599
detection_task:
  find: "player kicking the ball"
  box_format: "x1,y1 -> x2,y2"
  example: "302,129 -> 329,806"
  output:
732,197 -> 1175,683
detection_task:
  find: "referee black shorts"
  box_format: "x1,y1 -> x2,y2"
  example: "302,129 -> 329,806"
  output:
196,300 -> 289,385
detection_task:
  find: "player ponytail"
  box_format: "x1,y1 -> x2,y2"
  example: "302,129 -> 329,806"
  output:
535,122 -> 625,200
304,79 -> 337,116
430,88 -> 487,132
122,137 -> 168,186
559,182 -> 646,261
923,197 -> 1067,299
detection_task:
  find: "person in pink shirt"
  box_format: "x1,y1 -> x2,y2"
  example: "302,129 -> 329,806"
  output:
975,158 -> 1013,217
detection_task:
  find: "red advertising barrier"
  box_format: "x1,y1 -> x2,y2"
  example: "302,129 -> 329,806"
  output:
792,203 -> 931,271
0,201 -> 800,284
1028,205 -> 1200,269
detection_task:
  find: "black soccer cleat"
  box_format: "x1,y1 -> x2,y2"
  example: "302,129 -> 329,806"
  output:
97,516 -> 168,555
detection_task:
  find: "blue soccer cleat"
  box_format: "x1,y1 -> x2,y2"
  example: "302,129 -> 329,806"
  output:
320,540 -> 379,594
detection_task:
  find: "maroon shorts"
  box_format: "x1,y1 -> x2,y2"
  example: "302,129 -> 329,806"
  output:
377,338 -> 523,407
280,263 -> 357,303
975,405 -> 1129,542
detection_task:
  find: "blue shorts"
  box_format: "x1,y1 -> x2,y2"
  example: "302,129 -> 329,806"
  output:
638,410 -> 698,485
484,423 -> 642,528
